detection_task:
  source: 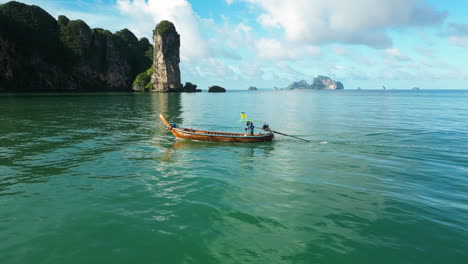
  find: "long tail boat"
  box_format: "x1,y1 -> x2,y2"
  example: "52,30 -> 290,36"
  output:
160,113 -> 274,142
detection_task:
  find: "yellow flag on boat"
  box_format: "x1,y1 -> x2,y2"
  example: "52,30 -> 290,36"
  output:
240,112 -> 247,120
239,112 -> 260,122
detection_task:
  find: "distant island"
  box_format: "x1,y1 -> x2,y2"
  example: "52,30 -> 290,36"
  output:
248,86 -> 257,91
208,85 -> 226,93
284,76 -> 344,90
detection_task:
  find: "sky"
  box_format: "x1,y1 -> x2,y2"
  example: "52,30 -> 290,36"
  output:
3,0 -> 468,89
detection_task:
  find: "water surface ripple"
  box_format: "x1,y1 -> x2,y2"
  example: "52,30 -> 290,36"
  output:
1,91 -> 467,263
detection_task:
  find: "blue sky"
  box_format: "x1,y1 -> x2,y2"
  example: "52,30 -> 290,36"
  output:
3,0 -> 468,89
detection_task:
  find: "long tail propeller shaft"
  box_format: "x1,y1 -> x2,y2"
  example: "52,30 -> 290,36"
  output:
262,127 -> 310,142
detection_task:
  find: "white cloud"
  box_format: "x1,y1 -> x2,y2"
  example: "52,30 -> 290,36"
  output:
379,69 -> 416,80
255,38 -> 297,60
305,45 -> 321,57
202,18 -> 255,59
254,38 -> 320,60
274,61 -> 312,81
448,36 -> 468,47
117,0 -> 211,58
239,0 -> 446,48
385,48 -> 411,61
331,45 -> 347,56
445,24 -> 468,47
414,46 -> 434,57
353,55 -> 376,66
446,23 -> 468,36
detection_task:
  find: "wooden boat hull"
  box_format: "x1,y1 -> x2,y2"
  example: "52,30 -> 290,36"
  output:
160,114 -> 274,142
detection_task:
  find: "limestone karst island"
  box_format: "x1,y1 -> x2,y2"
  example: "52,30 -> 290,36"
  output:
132,20 -> 200,93
0,1 -> 198,93
0,1 -> 344,93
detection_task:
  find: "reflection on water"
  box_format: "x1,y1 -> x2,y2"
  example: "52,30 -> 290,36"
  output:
158,138 -> 275,164
171,139 -> 274,152
151,92 -> 183,125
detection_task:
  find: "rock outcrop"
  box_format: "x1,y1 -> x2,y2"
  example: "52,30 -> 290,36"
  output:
284,76 -> 344,90
182,82 -> 200,92
0,1 -> 152,92
286,80 -> 310,90
208,85 -> 226,93
310,75 -> 344,90
150,21 -> 182,92
132,21 -> 200,93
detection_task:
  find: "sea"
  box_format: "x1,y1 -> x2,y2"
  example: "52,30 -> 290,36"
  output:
0,90 -> 467,263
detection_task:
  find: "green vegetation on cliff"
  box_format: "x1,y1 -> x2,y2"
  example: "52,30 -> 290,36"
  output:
132,68 -> 153,92
153,20 -> 176,36
115,28 -> 153,78
139,37 -> 154,63
0,1 -> 63,64
59,19 -> 90,58
0,1 -> 153,92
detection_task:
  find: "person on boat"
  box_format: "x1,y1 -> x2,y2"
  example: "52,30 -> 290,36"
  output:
245,121 -> 255,135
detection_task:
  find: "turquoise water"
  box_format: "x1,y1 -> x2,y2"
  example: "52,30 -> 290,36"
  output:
1,90 -> 467,263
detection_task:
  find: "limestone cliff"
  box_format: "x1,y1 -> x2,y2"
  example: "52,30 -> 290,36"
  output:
0,1 -> 152,92
150,21 -> 182,92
